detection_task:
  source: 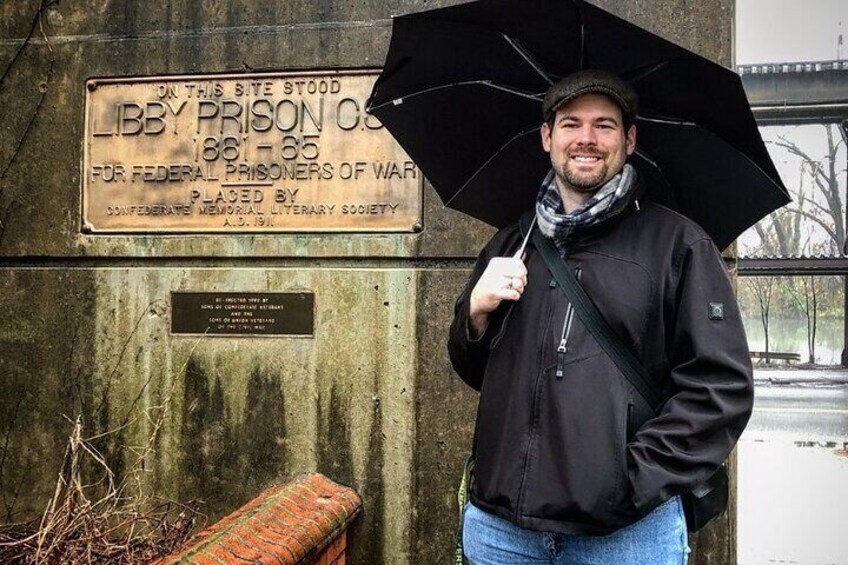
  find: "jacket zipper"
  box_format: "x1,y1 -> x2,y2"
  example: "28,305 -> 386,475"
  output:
555,267 -> 582,379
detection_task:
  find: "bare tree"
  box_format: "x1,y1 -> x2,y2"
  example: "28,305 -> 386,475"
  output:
741,124 -> 846,366
752,184 -> 807,257
769,124 -> 847,256
781,276 -> 819,363
803,277 -> 819,363
743,124 -> 846,258
751,276 -> 777,361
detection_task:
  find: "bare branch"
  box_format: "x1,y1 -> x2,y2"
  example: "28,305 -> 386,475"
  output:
786,208 -> 839,243
0,337 -> 208,563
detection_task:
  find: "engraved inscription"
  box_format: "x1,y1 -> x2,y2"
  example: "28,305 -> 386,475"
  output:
171,292 -> 314,336
83,72 -> 421,232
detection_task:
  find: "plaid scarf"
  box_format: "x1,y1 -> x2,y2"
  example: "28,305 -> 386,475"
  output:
535,163 -> 637,252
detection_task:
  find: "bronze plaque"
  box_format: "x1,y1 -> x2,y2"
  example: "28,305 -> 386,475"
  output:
83,71 -> 421,233
171,292 -> 314,336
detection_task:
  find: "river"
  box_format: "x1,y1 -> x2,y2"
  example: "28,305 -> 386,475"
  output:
742,315 -> 845,365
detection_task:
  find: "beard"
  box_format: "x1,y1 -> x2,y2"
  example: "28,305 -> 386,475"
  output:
554,157 -> 611,194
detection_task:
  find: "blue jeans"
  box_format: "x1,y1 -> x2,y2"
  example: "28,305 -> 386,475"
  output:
463,497 -> 690,565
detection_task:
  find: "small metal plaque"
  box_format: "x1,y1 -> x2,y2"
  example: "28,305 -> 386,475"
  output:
171,292 -> 314,336
83,71 -> 421,233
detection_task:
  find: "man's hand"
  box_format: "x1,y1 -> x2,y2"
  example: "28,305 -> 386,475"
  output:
469,256 -> 527,338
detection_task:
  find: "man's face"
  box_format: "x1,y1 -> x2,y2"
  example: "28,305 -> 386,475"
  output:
540,93 -> 636,194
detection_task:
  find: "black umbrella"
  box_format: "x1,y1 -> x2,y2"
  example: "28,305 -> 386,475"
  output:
366,0 -> 790,249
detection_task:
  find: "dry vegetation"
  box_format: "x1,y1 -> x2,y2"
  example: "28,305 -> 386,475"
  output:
0,418 -> 202,564
0,326 -> 207,563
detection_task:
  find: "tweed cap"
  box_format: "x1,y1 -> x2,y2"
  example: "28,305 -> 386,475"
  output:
542,70 -> 638,126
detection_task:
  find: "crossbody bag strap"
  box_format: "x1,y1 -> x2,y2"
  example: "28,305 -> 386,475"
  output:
531,229 -> 664,413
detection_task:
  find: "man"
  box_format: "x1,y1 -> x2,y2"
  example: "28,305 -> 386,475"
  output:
448,70 -> 754,564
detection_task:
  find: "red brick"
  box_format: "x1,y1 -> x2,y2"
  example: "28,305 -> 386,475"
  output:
193,554 -> 224,565
159,474 -> 361,564
239,528 -> 298,564
263,505 -> 323,549
210,544 -> 239,563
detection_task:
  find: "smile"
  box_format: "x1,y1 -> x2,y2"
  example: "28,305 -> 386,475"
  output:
570,155 -> 602,163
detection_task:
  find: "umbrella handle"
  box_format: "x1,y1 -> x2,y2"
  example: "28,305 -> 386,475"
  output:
513,215 -> 536,260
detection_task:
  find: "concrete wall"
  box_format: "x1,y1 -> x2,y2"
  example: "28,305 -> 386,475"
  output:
0,1 -> 734,562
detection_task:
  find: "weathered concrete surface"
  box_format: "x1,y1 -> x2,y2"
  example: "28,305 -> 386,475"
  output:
414,268 -> 479,563
1,267 -> 418,560
0,1 -> 736,563
0,269 -> 97,521
91,267 -> 418,563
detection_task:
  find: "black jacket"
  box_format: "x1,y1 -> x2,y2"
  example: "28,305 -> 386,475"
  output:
448,200 -> 753,536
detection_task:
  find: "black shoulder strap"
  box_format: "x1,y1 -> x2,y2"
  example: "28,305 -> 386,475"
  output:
531,229 -> 664,412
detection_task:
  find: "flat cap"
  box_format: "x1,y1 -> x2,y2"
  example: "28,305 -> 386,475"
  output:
542,69 -> 638,126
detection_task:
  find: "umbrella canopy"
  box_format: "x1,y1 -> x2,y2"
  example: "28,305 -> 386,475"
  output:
366,0 -> 790,249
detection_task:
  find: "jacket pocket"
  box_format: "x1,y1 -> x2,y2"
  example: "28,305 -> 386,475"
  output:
524,357 -> 637,528
609,398 -> 633,512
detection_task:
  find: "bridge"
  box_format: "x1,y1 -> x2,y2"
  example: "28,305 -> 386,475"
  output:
738,59 -> 848,125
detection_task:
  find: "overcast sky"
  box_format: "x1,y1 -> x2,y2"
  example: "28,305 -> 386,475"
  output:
736,0 -> 848,64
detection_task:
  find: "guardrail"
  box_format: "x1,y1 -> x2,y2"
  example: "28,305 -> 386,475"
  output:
737,60 -> 848,75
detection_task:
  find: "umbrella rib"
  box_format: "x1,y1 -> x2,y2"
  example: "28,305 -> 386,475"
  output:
573,0 -> 586,69
634,148 -> 659,169
444,125 -> 541,208
501,35 -> 555,85
636,115 -> 788,196
637,116 -> 697,127
626,61 -> 669,85
367,80 -> 542,112
633,129 -> 790,200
